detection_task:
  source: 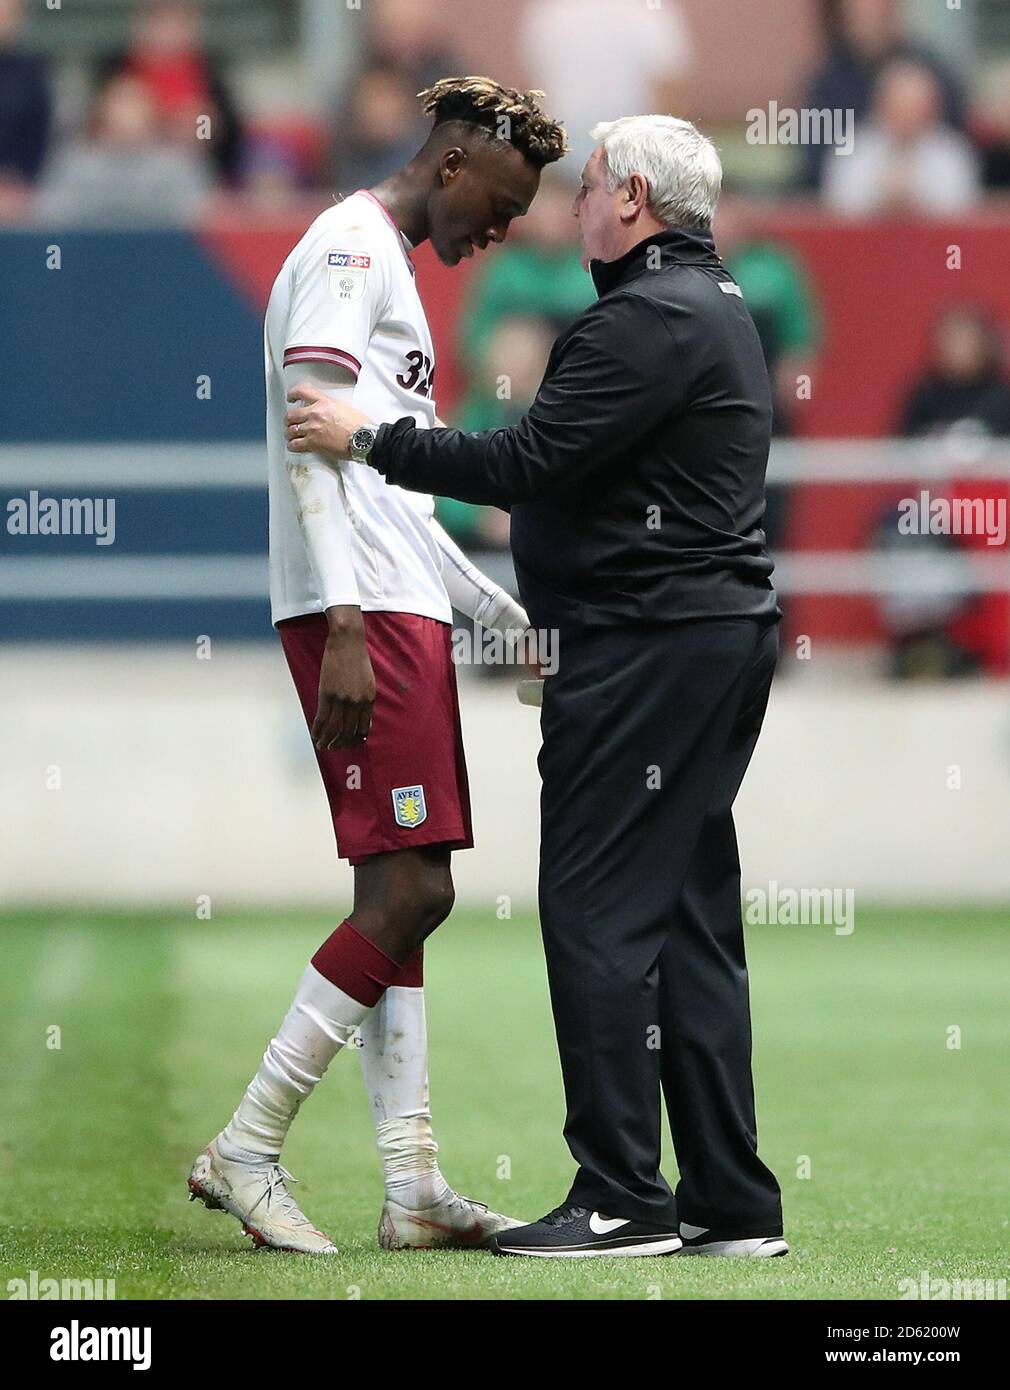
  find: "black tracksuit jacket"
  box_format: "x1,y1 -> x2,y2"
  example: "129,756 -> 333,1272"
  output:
372,224 -> 778,636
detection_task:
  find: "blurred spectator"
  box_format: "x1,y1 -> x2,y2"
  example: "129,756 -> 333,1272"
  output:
874,517 -> 982,680
440,313 -> 558,551
241,115 -> 327,206
974,61 -> 1010,192
0,0 -> 51,185
899,308 -> 1010,439
444,173 -> 593,549
457,315 -> 557,433
879,307 -> 1010,680
364,0 -> 458,94
331,63 -> 425,192
458,171 -> 594,365
518,0 -> 694,172
802,0 -> 966,191
98,0 -> 243,185
714,190 -> 820,553
714,191 -> 819,438
330,0 -> 462,193
36,73 -> 212,228
825,59 -> 980,217
241,132 -> 306,210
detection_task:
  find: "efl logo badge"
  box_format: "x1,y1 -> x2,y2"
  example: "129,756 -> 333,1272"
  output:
327,249 -> 371,302
392,785 -> 427,829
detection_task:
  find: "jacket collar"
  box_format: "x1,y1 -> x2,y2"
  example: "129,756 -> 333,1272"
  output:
590,224 -> 721,297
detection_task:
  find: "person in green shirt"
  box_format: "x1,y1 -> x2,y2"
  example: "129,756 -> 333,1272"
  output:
441,172 -> 595,548
715,190 -> 820,437
458,171 -> 596,367
438,313 -> 559,549
714,190 -> 821,551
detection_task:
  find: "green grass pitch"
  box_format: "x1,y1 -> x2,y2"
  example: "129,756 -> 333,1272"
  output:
1,906 -> 1006,1301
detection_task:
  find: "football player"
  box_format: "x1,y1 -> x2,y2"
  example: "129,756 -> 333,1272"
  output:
188,77 -> 567,1253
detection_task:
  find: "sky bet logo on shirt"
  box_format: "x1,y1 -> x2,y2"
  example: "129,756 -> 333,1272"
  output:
328,249 -> 370,302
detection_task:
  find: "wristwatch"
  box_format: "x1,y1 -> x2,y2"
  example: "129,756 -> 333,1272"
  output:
349,423 -> 378,463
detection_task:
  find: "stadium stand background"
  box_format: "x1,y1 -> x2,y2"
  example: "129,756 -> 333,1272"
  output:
2,0 -> 1009,904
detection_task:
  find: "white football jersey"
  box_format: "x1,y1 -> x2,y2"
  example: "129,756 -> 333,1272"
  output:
265,190 -> 452,626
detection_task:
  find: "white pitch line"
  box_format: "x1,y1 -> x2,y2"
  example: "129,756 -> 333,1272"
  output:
4,927 -> 97,1124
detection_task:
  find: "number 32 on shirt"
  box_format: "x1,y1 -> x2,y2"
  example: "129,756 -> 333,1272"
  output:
397,350 -> 435,398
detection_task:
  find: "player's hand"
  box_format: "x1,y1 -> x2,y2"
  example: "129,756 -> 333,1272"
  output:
313,607 -> 376,751
286,384 -> 370,461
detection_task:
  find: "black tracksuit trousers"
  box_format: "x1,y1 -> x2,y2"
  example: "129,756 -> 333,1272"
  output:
537,615 -> 783,1233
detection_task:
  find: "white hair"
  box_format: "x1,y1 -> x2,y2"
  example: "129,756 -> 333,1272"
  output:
589,115 -> 723,229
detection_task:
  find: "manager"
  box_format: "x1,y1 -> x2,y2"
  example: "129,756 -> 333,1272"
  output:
286,114 -> 786,1260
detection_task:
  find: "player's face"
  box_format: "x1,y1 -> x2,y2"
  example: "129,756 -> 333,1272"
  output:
429,142 -> 540,267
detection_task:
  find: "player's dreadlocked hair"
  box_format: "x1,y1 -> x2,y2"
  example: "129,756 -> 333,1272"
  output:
418,76 -> 568,169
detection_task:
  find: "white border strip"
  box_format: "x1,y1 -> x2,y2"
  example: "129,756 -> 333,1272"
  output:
0,556 -> 268,600
0,440 -> 1008,488
766,440 -> 1010,483
0,444 -> 267,489
0,553 -> 1005,601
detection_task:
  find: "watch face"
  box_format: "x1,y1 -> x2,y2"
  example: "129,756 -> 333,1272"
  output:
351,426 -> 375,453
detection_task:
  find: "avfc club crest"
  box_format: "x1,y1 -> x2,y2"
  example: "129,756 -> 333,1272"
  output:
392,785 -> 427,830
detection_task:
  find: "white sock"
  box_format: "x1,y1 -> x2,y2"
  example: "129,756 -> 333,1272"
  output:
218,963 -> 372,1161
357,985 -> 449,1210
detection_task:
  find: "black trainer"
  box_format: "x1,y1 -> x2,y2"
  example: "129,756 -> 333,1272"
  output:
491,1203 -> 682,1258
677,1222 -> 788,1257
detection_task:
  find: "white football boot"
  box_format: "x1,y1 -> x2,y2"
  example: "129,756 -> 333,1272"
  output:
188,1140 -> 338,1255
677,1222 -> 789,1258
378,1190 -> 525,1251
